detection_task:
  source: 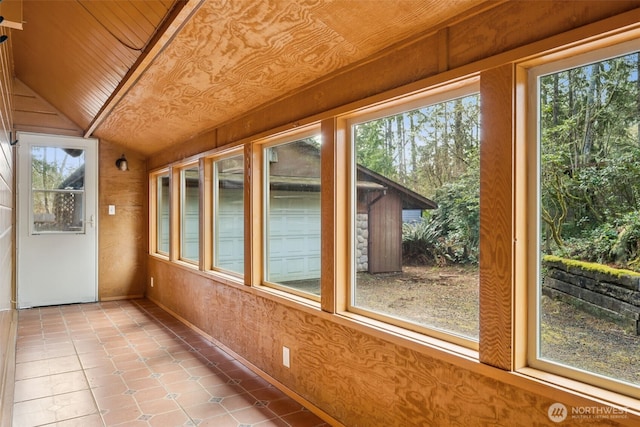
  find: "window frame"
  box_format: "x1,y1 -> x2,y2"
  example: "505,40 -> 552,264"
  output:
149,169 -> 171,259
178,162 -> 201,266
256,125 -> 323,302
207,150 -> 246,279
526,37 -> 640,399
343,79 -> 481,350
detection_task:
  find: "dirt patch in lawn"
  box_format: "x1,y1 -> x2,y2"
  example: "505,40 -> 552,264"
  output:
355,265 -> 479,340
356,264 -> 640,386
541,296 -> 640,385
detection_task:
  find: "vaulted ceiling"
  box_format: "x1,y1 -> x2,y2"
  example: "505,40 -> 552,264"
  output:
11,0 -> 494,157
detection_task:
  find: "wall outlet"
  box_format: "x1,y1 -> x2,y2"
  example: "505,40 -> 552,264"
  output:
150,277 -> 154,288
282,346 -> 290,368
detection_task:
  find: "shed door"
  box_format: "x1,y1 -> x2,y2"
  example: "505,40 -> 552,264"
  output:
368,193 -> 402,273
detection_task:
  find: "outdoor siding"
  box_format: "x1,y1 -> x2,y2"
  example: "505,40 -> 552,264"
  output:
368,192 -> 402,274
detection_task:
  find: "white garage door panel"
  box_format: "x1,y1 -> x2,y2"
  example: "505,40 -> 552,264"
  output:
267,191 -> 320,282
216,189 -> 244,274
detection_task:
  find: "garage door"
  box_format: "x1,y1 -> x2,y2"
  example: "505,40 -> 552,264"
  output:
266,190 -> 321,283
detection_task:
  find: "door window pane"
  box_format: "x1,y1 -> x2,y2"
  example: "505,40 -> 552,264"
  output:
31,146 -> 86,234
214,155 -> 244,275
264,136 -> 321,297
352,93 -> 480,342
157,173 -> 170,255
181,166 -> 200,263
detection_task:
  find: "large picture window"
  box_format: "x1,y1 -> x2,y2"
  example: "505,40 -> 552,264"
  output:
530,40 -> 640,397
349,84 -> 480,346
213,154 -> 244,276
263,132 -> 321,299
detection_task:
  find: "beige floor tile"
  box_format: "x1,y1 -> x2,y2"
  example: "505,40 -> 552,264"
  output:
14,300 -> 328,427
14,370 -> 89,402
15,355 -> 82,381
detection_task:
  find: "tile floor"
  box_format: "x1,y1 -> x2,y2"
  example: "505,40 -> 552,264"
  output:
12,299 -> 330,427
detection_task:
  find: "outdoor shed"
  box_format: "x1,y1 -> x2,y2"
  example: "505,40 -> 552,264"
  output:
356,165 -> 437,273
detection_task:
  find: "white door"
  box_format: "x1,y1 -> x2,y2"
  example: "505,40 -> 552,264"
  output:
17,132 -> 98,308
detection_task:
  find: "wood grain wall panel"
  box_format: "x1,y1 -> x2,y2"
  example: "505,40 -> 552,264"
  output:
148,131 -> 216,172
479,64 -> 515,371
216,33 -> 442,149
95,0 -> 488,156
148,258 -> 640,426
0,0 -> 22,30
448,1 -> 640,69
98,140 -> 147,300
150,3 -> 640,167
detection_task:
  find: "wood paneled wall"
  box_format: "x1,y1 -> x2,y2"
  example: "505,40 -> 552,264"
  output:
98,141 -> 148,300
147,3 -> 640,426
13,78 -> 83,137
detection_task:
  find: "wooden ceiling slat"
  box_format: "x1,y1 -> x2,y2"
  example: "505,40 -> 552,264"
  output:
82,0 -> 157,50
13,0 -> 174,130
129,0 -> 169,25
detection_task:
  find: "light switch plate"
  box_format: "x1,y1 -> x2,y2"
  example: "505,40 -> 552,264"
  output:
108,205 -> 115,215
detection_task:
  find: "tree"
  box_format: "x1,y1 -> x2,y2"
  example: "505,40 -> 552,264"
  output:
539,51 -> 640,268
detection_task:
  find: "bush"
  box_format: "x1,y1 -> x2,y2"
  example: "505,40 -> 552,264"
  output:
402,220 -> 443,265
557,212 -> 640,271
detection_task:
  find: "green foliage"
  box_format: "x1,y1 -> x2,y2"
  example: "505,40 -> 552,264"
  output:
540,51 -> 640,271
401,219 -> 444,265
402,166 -> 480,265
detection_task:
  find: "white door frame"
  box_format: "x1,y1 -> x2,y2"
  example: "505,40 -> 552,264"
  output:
16,132 -> 98,308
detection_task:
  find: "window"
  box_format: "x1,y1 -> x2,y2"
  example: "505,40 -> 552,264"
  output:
530,40 -> 640,397
348,84 -> 480,347
156,172 -> 170,255
31,146 -> 86,234
180,164 -> 200,264
213,154 -> 244,276
263,132 -> 321,299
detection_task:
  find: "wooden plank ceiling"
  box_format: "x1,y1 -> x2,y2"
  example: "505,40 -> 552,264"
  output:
12,0 -> 492,157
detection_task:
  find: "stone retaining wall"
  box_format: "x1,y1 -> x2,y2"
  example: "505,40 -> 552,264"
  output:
543,258 -> 640,334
